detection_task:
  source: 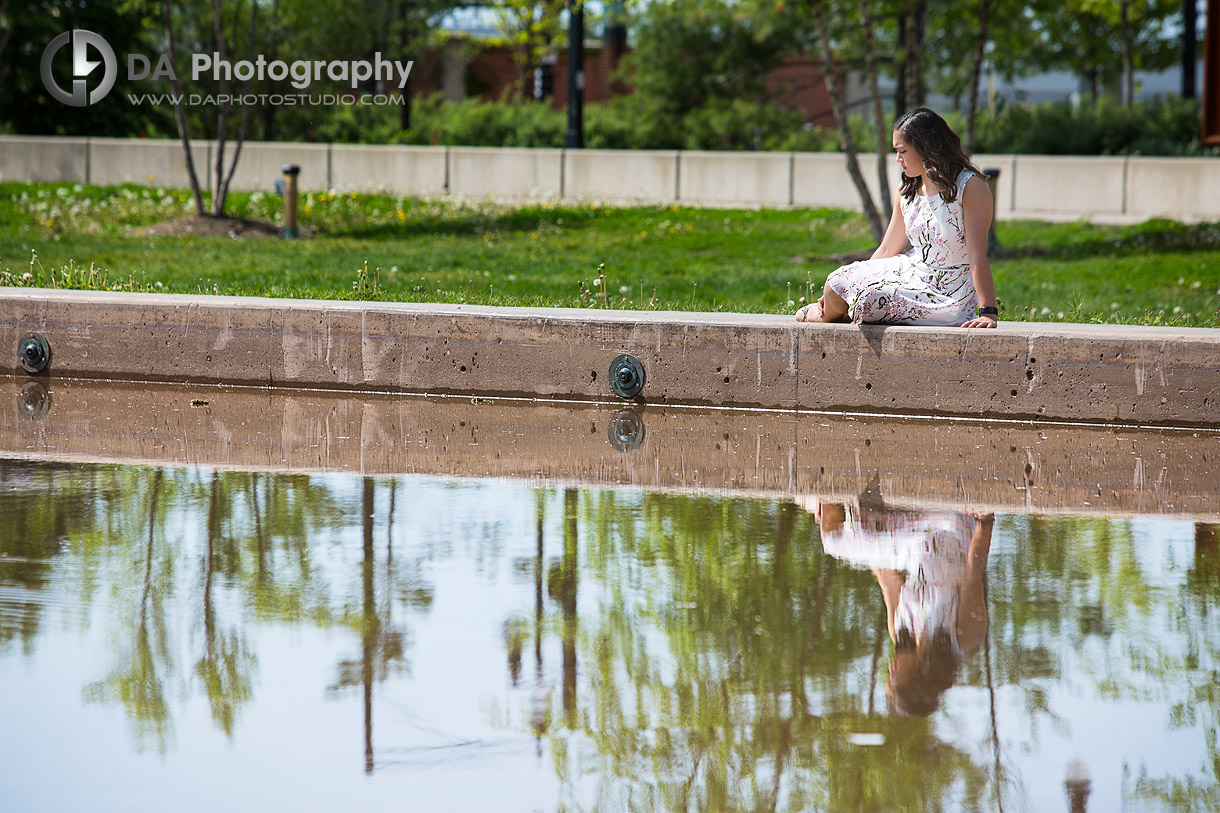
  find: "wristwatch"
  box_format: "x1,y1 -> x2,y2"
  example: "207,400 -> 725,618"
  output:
977,306 -> 999,317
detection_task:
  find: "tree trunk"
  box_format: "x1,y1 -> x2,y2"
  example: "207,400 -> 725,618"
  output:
965,0 -> 991,154
811,0 -> 883,242
858,0 -> 892,222
162,1 -> 206,216
1120,0 -> 1134,105
217,0 -> 259,216
400,81 -> 412,130
211,0 -> 231,216
261,0 -> 281,142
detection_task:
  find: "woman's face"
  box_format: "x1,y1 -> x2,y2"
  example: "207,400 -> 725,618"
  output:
893,131 -> 924,178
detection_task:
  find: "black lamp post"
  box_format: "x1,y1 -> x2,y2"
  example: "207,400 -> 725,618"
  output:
566,0 -> 584,149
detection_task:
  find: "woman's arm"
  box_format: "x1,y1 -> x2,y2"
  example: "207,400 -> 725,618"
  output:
870,189 -> 908,260
960,175 -> 998,329
954,513 -> 994,656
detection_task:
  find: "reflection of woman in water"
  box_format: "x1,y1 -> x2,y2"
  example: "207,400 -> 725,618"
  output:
810,499 -> 993,717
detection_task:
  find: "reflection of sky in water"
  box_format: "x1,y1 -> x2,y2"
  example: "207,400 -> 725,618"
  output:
0,465 -> 1215,812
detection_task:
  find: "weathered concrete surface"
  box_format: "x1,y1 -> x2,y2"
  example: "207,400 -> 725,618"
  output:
678,151 -> 792,207
1,289 -> 1219,426
449,147 -> 562,200
1,378 -> 1215,518
564,149 -> 680,203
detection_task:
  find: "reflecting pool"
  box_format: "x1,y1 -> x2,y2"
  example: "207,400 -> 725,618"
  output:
1,459 -> 1216,811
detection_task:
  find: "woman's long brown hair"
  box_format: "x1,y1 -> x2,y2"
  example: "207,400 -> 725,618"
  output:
894,108 -> 982,204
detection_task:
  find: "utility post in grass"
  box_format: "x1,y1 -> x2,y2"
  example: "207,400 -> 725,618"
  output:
1205,0 -> 1220,145
566,0 -> 584,149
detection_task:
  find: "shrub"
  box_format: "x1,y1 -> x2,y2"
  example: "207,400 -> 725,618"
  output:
373,93 -> 1214,156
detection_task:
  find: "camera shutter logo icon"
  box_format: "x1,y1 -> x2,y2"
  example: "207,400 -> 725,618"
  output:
40,30 -> 117,107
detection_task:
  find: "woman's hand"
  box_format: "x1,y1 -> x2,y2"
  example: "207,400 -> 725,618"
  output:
961,314 -> 998,329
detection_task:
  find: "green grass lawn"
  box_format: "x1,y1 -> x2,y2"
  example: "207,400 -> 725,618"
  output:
2,181 -> 1218,327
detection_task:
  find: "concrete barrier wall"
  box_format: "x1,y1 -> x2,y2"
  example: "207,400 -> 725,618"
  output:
1125,157 -> 1220,222
792,153 -> 900,212
330,144 -> 447,196
220,141 -> 331,192
1012,155 -> 1128,219
450,146 -> 562,199
565,149 -> 678,203
0,136 -> 89,184
88,138 -> 211,190
1,136 -> 1218,221
678,151 -> 791,207
2,289 -> 1219,428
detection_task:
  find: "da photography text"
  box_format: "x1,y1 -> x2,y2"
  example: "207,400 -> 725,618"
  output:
41,28 -> 413,108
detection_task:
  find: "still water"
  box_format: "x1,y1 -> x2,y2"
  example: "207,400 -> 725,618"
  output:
0,459 -> 1216,812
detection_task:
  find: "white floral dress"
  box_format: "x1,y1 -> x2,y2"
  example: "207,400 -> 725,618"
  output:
819,506 -> 975,652
825,169 -> 979,326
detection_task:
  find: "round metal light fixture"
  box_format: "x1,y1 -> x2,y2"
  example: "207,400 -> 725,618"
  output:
18,381 -> 51,421
607,409 -> 645,452
18,331 -> 51,374
608,353 -> 645,399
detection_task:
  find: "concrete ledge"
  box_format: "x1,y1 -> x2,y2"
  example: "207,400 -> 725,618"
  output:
0,378 -> 1215,518
563,149 -> 680,204
1012,155 -> 1127,218
1,289 -> 1219,427
678,151 -> 792,207
88,138 -> 211,189
329,144 -> 447,196
221,141 -> 331,192
0,136 -> 88,183
449,147 -> 562,200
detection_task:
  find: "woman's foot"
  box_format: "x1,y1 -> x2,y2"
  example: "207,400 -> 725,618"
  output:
795,299 -> 825,322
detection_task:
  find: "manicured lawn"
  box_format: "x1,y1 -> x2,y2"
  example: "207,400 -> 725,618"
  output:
2,181 -> 1218,326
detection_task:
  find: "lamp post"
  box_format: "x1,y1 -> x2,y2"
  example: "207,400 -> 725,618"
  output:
566,0 -> 584,149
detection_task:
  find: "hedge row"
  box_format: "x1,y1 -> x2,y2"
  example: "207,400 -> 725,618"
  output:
317,94 -> 1216,157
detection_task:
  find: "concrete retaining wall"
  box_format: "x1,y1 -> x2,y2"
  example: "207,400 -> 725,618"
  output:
330,144 -> 447,196
449,147 -> 562,199
1,378 -> 1216,518
2,289 -> 1219,428
565,149 -> 679,203
2,136 -> 1217,222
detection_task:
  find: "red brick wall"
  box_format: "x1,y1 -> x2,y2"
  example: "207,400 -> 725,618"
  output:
409,39 -> 834,125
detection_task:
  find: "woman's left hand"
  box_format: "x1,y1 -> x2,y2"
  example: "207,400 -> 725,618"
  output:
961,315 -> 998,329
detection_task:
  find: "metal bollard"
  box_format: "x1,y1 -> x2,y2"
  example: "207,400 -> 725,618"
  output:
983,168 -> 1000,253
281,164 -> 301,239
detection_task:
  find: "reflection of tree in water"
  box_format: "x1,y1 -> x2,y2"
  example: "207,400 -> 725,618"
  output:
515,489 -> 986,811
82,469 -> 175,753
515,491 -> 1220,811
0,461 -> 115,651
194,472 -> 256,736
327,478 -> 434,774
74,466 -> 351,749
